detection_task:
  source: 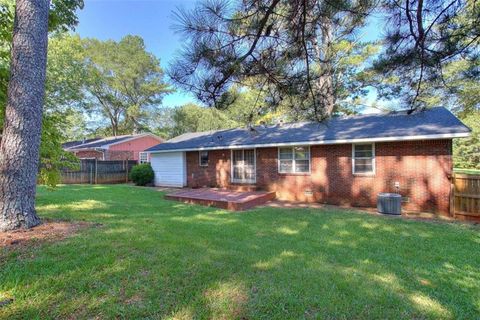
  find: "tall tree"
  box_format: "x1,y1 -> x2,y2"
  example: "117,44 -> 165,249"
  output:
1,2 -> 84,190
170,103 -> 239,137
374,0 -> 480,109
217,84 -> 281,126
84,35 -> 171,135
0,0 -> 50,231
169,0 -> 375,120
0,0 -> 84,113
453,110 -> 479,169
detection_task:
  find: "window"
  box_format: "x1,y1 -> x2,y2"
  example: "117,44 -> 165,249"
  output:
199,151 -> 209,166
278,146 -> 310,173
352,143 -> 375,174
232,149 -> 255,183
139,152 -> 148,164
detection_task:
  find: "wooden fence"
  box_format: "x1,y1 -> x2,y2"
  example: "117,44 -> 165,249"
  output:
452,173 -> 480,220
61,159 -> 137,184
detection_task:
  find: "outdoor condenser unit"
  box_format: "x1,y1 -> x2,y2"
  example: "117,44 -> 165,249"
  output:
377,193 -> 402,215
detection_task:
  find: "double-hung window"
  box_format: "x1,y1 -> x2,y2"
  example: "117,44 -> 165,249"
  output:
352,143 -> 375,174
199,151 -> 209,166
278,146 -> 310,174
139,152 -> 148,164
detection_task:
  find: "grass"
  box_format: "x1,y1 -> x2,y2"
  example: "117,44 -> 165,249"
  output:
1,185 -> 479,319
454,168 -> 480,175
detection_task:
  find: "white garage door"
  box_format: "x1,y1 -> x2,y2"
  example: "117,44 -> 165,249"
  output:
150,152 -> 186,187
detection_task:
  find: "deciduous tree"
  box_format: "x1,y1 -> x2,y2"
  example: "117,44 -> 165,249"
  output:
453,111 -> 479,169
84,35 -> 171,135
170,103 -> 238,137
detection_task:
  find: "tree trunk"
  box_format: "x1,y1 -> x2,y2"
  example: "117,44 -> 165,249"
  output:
110,117 -> 118,136
312,16 -> 335,118
0,0 -> 50,231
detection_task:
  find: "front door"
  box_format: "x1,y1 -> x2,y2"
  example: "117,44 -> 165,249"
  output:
232,149 -> 256,183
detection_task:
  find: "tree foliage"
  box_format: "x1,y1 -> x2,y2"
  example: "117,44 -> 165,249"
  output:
374,0 -> 480,109
454,111 -> 479,169
213,80 -> 288,125
36,34 -> 87,186
402,58 -> 479,119
0,0 -> 83,188
0,0 -> 84,110
168,103 -> 239,137
83,35 -> 172,136
169,0 -> 376,120
39,114 -> 79,187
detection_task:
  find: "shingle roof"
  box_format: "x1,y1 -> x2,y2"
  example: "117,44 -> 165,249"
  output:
62,138 -> 102,149
64,134 -> 160,150
146,107 -> 470,152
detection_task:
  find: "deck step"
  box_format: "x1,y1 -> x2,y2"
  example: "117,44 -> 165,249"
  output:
165,188 -> 276,211
228,184 -> 260,192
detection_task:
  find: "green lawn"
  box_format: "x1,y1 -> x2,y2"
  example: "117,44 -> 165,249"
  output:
1,185 -> 479,319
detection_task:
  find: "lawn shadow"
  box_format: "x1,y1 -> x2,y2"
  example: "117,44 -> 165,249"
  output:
1,185 -> 479,319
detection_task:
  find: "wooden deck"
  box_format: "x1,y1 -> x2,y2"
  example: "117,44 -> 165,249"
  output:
165,188 -> 276,211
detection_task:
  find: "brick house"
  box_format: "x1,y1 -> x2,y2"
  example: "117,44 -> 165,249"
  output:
146,107 -> 470,215
63,133 -> 164,162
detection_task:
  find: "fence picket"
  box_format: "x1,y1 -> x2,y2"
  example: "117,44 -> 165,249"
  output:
452,173 -> 480,219
61,159 -> 137,184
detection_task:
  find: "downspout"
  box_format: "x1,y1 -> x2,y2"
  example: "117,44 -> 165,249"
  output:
94,148 -> 105,160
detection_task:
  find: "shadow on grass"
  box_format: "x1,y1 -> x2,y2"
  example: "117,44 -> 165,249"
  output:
1,184 -> 479,319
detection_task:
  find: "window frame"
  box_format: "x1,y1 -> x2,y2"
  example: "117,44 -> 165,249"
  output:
199,150 -> 209,167
352,143 -> 375,175
277,146 -> 311,174
139,152 -> 149,164
230,149 -> 257,184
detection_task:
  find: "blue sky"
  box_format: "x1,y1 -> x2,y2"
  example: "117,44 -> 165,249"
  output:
75,0 -> 384,110
76,0 -> 198,108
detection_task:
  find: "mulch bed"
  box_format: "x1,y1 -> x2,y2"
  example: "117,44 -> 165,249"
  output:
0,219 -> 93,249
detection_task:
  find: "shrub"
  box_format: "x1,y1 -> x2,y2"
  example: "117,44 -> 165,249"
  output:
130,163 -> 154,186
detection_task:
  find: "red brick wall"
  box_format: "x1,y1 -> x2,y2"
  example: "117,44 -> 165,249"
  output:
186,150 -> 231,188
74,150 -> 104,160
72,149 -> 135,161
185,140 -> 453,215
109,135 -> 163,161
105,150 -> 135,161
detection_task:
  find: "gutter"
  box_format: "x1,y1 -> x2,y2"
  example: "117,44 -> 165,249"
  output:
146,132 -> 471,154
99,133 -> 164,149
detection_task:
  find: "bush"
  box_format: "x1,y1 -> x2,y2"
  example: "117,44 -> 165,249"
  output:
130,163 -> 154,186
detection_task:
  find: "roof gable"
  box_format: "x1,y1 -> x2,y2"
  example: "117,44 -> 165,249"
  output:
62,138 -> 102,149
65,133 -> 163,150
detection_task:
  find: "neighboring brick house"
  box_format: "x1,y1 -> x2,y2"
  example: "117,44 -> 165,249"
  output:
63,133 -> 164,161
147,107 -> 470,215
